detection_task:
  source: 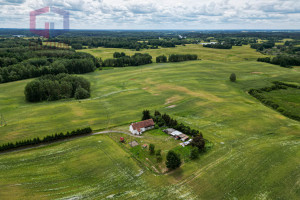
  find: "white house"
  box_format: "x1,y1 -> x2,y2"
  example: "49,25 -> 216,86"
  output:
129,119 -> 155,135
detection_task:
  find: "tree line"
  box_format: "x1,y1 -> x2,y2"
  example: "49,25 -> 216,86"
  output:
0,38 -> 98,83
167,54 -> 198,62
102,52 -> 152,67
248,81 -> 300,121
142,110 -> 204,138
24,73 -> 91,102
203,43 -> 232,49
0,127 -> 92,152
257,55 -> 300,68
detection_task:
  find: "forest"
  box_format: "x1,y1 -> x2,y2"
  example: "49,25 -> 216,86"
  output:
0,38 -> 97,83
24,73 -> 91,102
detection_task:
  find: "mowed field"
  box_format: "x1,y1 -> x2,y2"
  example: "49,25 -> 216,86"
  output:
77,44 -> 266,61
0,45 -> 300,199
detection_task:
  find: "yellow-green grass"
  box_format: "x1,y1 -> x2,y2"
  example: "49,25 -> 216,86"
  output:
259,87 -> 300,117
1,57 -> 299,144
77,44 -> 266,62
108,128 -> 195,174
0,45 -> 300,199
0,134 -> 189,199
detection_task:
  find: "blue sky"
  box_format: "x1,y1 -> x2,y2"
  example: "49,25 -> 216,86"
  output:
0,0 -> 300,29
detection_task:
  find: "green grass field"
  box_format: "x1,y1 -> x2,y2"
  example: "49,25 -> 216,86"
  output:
0,45 -> 299,199
77,44 -> 266,62
258,87 -> 300,117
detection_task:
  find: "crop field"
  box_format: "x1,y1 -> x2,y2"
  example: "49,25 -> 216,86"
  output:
77,44 -> 266,62
258,87 -> 300,118
0,45 -> 299,199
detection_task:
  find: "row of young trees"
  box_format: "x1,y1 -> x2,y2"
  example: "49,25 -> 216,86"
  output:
248,81 -> 300,121
102,53 -> 152,67
203,43 -> 232,49
24,73 -> 91,102
0,127 -> 92,152
168,54 -> 198,62
257,55 -> 300,68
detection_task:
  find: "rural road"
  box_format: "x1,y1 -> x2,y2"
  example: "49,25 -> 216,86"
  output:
0,130 -> 141,155
92,130 -> 143,138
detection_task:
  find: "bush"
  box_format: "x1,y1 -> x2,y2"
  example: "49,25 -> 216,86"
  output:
191,133 -> 205,151
190,147 -> 199,160
230,73 -> 236,82
75,87 -> 90,99
156,149 -> 162,162
149,144 -> 155,155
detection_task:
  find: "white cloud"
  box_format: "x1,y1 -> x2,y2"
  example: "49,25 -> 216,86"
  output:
0,0 -> 299,29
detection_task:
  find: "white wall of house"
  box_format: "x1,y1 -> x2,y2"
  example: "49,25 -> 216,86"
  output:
129,125 -> 154,135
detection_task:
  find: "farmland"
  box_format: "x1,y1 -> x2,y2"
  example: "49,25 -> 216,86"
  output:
0,44 -> 299,199
78,44 -> 266,62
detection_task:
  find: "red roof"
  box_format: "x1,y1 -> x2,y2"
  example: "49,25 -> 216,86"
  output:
131,119 -> 155,132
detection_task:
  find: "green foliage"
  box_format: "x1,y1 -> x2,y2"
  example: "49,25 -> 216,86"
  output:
156,55 -> 167,63
230,73 -> 236,82
156,149 -> 162,162
149,144 -> 155,155
75,86 -> 90,100
191,133 -> 206,151
248,81 -> 300,121
24,74 -> 91,102
166,150 -> 181,169
142,110 -> 151,120
251,42 -> 275,51
151,111 -> 201,137
168,54 -> 198,62
103,53 -> 152,67
190,147 -> 199,160
203,43 -> 232,49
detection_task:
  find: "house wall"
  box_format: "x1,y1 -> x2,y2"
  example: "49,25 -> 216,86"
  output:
129,125 -> 154,135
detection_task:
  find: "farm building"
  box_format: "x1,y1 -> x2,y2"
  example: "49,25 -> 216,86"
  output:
163,128 -> 176,135
129,119 -> 155,135
163,128 -> 189,141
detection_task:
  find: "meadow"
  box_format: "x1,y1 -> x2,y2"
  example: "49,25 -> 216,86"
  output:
77,44 -> 266,62
0,44 -> 299,199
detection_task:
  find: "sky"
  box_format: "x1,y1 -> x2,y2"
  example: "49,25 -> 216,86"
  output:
0,0 -> 300,30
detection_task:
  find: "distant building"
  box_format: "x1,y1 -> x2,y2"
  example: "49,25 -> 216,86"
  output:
129,119 -> 155,135
12,35 -> 25,37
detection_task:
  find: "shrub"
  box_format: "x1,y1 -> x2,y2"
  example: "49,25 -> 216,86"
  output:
149,144 -> 155,155
191,133 -> 205,151
230,73 -> 236,82
190,147 -> 199,160
156,149 -> 162,162
75,86 -> 90,99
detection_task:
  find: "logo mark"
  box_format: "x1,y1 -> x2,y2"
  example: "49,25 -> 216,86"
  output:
30,7 -> 69,38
